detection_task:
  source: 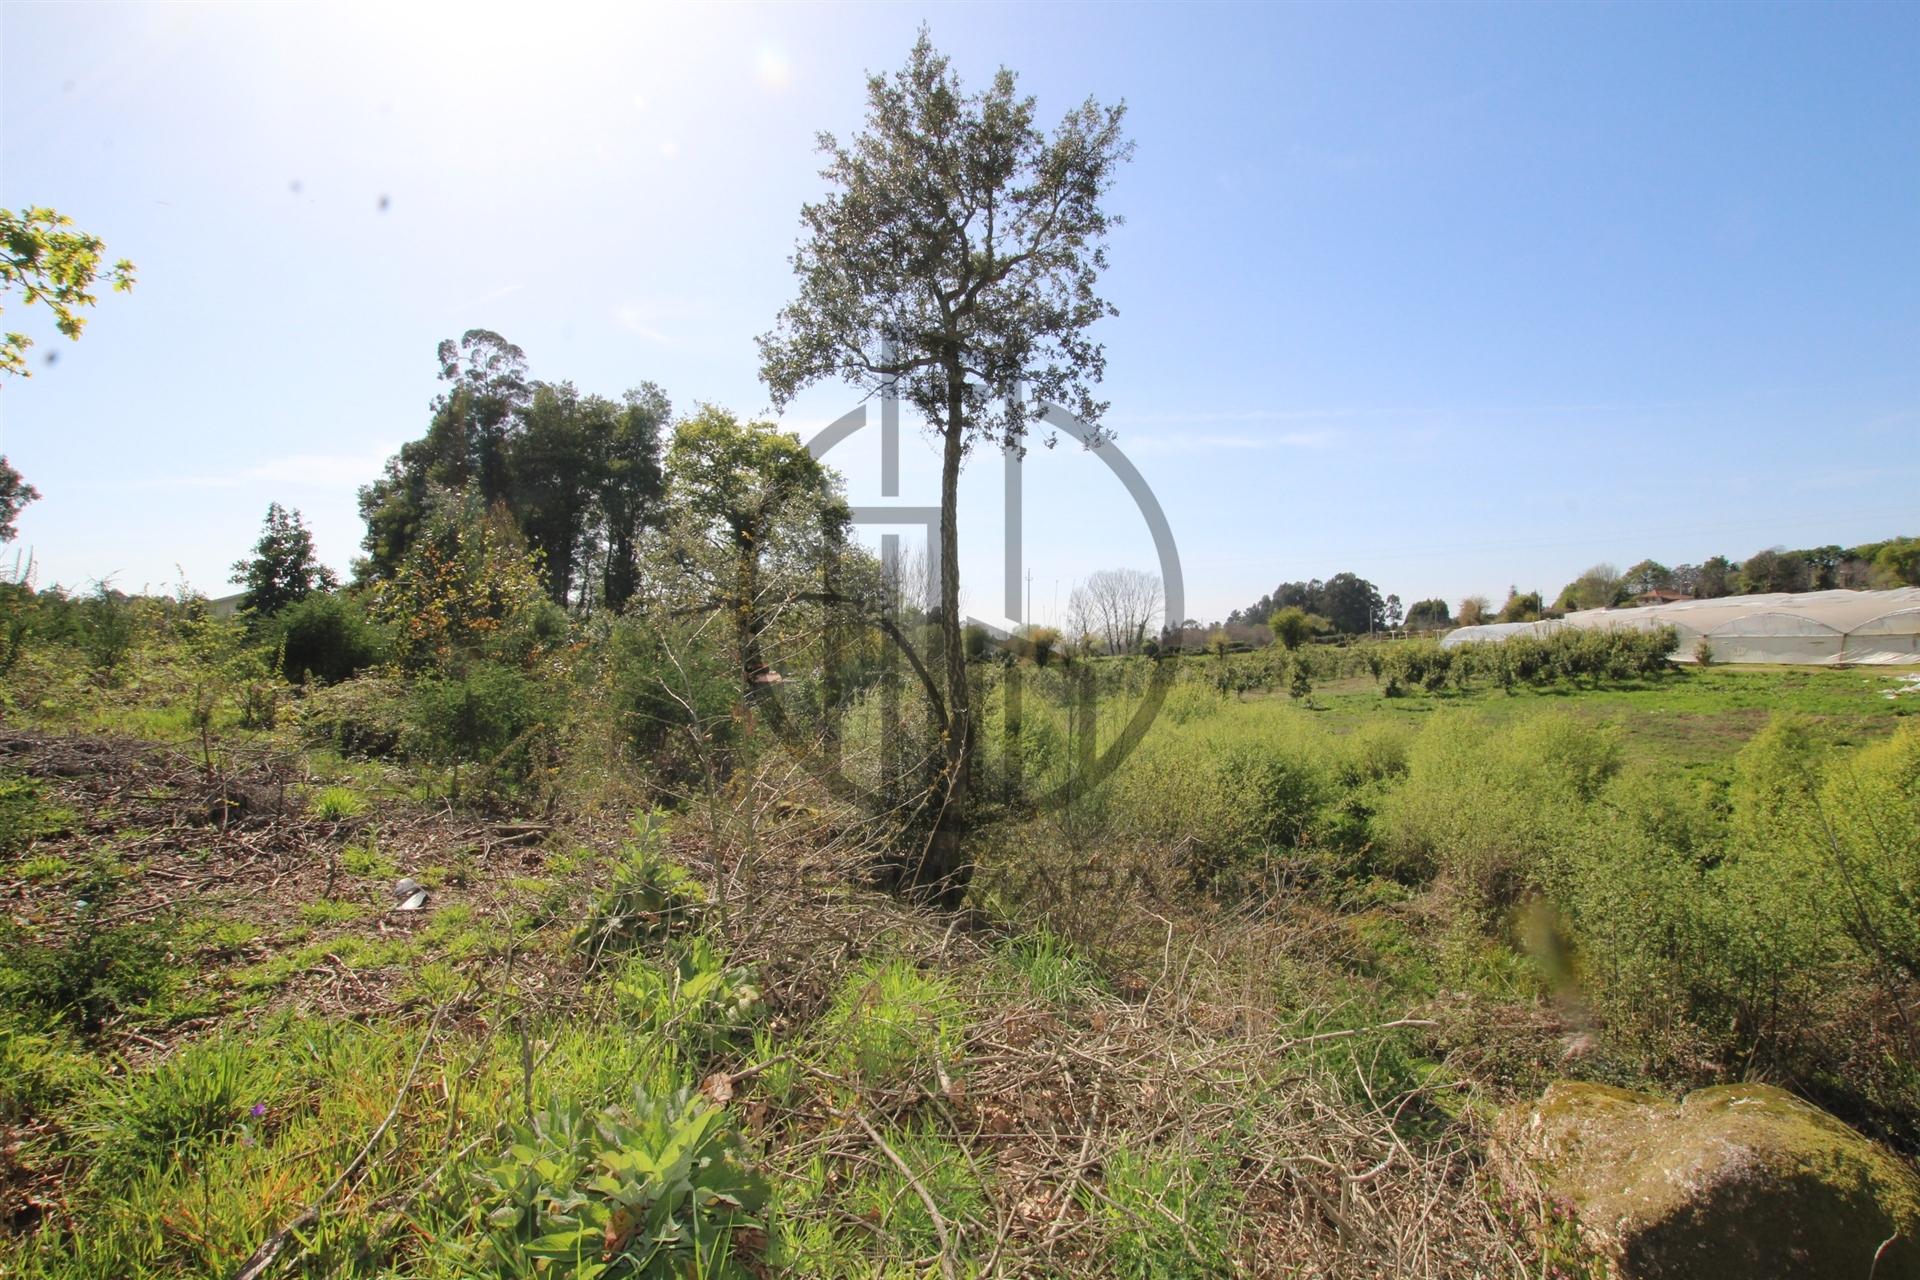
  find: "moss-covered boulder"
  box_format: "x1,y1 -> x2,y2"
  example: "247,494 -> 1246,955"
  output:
1495,1081 -> 1920,1279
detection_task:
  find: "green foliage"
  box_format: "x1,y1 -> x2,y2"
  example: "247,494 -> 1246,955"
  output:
230,503 -> 337,616
1268,606 -> 1312,651
1381,712 -> 1621,909
358,330 -> 670,609
0,770 -> 72,854
0,455 -> 39,542
371,501 -> 558,670
814,957 -> 963,1088
272,590 -> 388,683
92,1033 -> 255,1184
309,785 -> 365,822
1287,656 -> 1313,702
408,662 -> 560,786
614,937 -> 764,1058
999,929 -> 1103,1002
461,1088 -> 769,1279
0,909 -> 174,1032
1,204 -> 136,379
605,613 -> 741,779
0,1009 -> 99,1122
1234,572 -> 1385,636
79,585 -> 137,676
1084,1145 -> 1239,1279
1496,590 -> 1543,623
574,826 -> 708,968
299,673 -> 411,757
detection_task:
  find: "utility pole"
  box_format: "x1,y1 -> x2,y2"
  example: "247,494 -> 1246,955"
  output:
1026,568 -> 1033,627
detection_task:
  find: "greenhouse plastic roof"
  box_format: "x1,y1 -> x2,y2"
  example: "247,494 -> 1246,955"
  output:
1440,587 -> 1920,665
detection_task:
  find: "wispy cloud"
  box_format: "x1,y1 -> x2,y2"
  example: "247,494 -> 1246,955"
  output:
129,444 -> 398,492
613,303 -> 670,343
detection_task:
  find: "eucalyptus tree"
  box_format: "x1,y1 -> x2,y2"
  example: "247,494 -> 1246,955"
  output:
758,30 -> 1131,906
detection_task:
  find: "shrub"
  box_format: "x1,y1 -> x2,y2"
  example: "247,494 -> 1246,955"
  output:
408,662 -> 561,786
309,785 -> 365,822
370,502 -> 555,670
606,614 -> 740,781
80,586 -> 137,675
299,674 -> 411,757
272,591 -> 389,684
1269,606 -> 1312,651
0,910 -> 173,1032
1380,712 -> 1619,909
0,770 -> 72,855
1109,709 -> 1336,877
1287,658 -> 1312,702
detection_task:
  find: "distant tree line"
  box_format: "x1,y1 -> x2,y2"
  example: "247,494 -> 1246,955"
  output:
1225,572 -> 1401,636
1213,535 -> 1918,645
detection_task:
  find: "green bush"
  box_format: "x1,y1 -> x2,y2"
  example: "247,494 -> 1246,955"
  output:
614,936 -> 764,1058
80,586 -> 138,676
0,912 -> 174,1032
606,614 -> 741,783
299,674 -> 411,757
1381,712 -> 1620,909
408,662 -> 560,784
0,770 -> 73,855
814,957 -> 963,1089
272,591 -> 390,684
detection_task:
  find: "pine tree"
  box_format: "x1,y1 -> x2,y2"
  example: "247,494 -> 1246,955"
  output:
232,503 -> 337,615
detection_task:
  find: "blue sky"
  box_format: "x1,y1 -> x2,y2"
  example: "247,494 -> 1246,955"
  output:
3,1 -> 1915,625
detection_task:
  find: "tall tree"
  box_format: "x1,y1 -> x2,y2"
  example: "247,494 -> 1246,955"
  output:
663,407 -> 846,691
1558,563 -> 1625,612
510,381 -> 601,607
1068,567 -> 1162,655
1740,547 -> 1808,595
597,385 -> 671,613
1622,559 -> 1673,595
358,330 -> 532,580
232,503 -> 337,615
758,30 -> 1130,906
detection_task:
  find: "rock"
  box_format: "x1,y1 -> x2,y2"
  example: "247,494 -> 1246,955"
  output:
1494,1081 -> 1920,1279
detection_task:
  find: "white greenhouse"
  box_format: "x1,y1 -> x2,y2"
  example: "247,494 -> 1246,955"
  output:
1441,587 -> 1920,666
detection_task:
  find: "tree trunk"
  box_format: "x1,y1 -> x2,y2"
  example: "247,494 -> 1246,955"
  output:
919,366 -> 973,909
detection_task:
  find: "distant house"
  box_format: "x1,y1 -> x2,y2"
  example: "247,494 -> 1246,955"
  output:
1632,588 -> 1690,607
